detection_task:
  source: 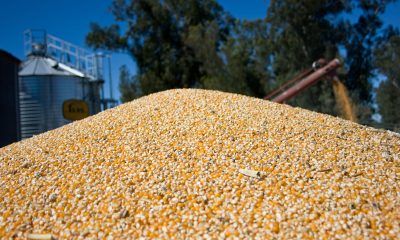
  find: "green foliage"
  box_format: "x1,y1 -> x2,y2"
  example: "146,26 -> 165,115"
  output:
87,0 -> 235,97
376,81 -> 400,131
222,20 -> 273,98
87,0 -> 274,102
119,65 -> 141,102
87,0 -> 399,131
267,0 -> 397,123
267,0 -> 346,115
344,1 -> 395,99
375,33 -> 400,131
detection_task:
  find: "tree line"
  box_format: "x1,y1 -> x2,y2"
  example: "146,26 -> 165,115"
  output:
86,0 -> 400,131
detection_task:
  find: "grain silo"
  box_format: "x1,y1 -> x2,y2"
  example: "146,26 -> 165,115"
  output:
19,30 -> 113,139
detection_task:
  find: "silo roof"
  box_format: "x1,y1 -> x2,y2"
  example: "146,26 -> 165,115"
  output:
19,56 -> 85,77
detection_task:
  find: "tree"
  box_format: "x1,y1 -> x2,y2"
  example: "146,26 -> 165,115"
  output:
119,65 -> 141,102
87,0 -> 277,102
87,0 -> 399,132
87,0 -> 233,96
222,19 -> 273,98
375,32 -> 400,131
266,0 -> 396,122
266,0 -> 348,115
195,19 -> 273,97
342,0 -> 397,124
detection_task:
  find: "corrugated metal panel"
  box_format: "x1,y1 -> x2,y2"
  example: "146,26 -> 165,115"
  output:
18,54 -> 103,140
18,75 -> 87,139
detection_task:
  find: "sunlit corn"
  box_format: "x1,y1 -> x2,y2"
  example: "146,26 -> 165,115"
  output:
0,89 -> 399,239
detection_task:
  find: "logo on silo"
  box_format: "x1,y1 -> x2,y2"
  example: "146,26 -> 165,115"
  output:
63,99 -> 90,121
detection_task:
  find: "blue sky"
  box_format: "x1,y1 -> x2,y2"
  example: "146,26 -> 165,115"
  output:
0,0 -> 399,101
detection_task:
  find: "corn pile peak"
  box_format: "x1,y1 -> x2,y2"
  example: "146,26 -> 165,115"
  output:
1,89 -> 399,239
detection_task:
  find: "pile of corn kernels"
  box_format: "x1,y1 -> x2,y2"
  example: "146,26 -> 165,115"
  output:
0,89 -> 399,239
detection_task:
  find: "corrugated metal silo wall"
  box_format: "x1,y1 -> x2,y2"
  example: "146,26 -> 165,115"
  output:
19,75 -> 89,139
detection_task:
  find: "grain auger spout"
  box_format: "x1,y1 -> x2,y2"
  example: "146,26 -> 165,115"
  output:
264,58 -> 341,103
264,58 -> 357,122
